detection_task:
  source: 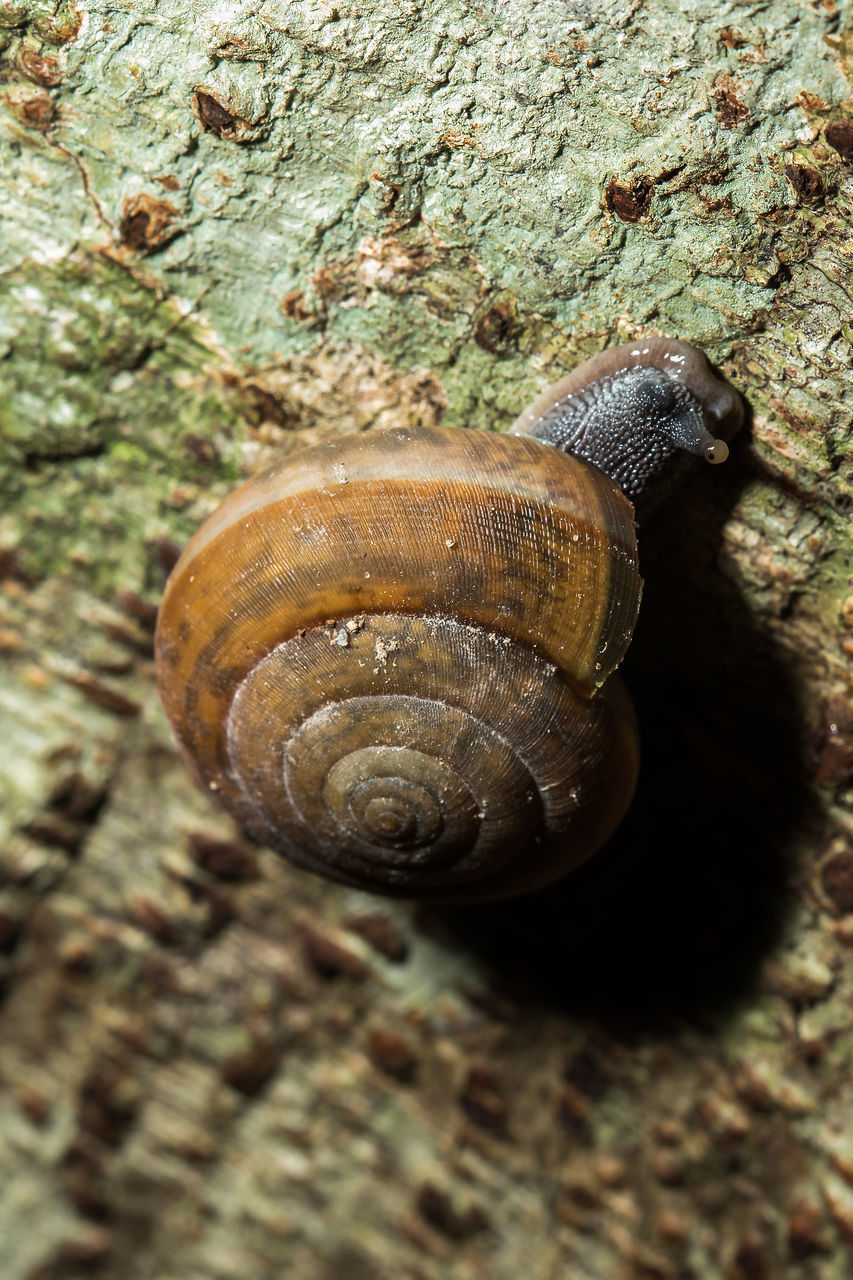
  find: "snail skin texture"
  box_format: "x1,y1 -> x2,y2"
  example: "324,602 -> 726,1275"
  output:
156,339 -> 742,902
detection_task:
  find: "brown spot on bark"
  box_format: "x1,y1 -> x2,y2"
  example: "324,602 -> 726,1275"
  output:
731,1235 -> 771,1279
154,537 -> 182,579
182,432 -> 219,468
63,672 -> 141,717
654,1146 -> 689,1186
182,876 -> 235,938
439,128 -> 478,149
696,164 -> 730,186
16,46 -> 62,86
0,546 -> 34,584
59,1138 -> 111,1220
367,1027 -> 418,1080
345,910 -> 408,961
60,935 -> 95,974
244,382 -> 293,427
22,813 -> 86,853
415,1184 -> 489,1241
221,1036 -> 281,1095
78,1060 -> 139,1146
787,1199 -> 829,1260
17,90 -> 55,128
119,193 -> 178,253
711,76 -> 750,127
116,590 -> 158,630
129,896 -> 180,945
565,1182 -> 603,1217
186,830 -> 260,881
301,922 -> 371,980
280,290 -> 320,323
16,1081 -> 52,1125
48,771 -> 107,824
825,120 -> 853,162
604,175 -> 654,222
213,36 -> 248,58
312,263 -> 352,302
154,173 -> 180,191
718,26 -> 747,49
459,1065 -> 508,1136
784,163 -> 823,203
192,89 -> 248,141
474,296 -> 522,357
698,194 -> 733,215
97,618 -> 152,658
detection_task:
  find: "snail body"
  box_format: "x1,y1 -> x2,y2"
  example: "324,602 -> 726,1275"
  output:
156,340 -> 741,901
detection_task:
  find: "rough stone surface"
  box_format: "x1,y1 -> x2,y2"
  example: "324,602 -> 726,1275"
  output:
1,0 -> 853,1277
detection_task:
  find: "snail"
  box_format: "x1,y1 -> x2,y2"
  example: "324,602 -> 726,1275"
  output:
156,339 -> 741,902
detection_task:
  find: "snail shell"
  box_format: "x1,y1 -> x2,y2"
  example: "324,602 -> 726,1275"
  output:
156,425 -> 642,901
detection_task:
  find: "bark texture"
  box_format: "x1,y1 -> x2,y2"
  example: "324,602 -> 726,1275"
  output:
1,1 -> 853,1277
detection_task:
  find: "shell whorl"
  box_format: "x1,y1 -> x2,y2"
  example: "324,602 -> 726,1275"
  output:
156,426 -> 642,901
225,613 -> 638,898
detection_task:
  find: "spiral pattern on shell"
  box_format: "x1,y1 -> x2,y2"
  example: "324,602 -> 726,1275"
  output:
156,426 -> 642,901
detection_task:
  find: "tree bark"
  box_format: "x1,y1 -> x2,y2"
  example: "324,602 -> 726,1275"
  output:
1,1 -> 853,1277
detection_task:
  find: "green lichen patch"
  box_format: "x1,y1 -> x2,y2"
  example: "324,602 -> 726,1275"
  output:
0,255 -> 236,467
0,254 -> 248,589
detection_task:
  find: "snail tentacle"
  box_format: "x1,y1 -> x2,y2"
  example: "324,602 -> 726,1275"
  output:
511,338 -> 742,512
